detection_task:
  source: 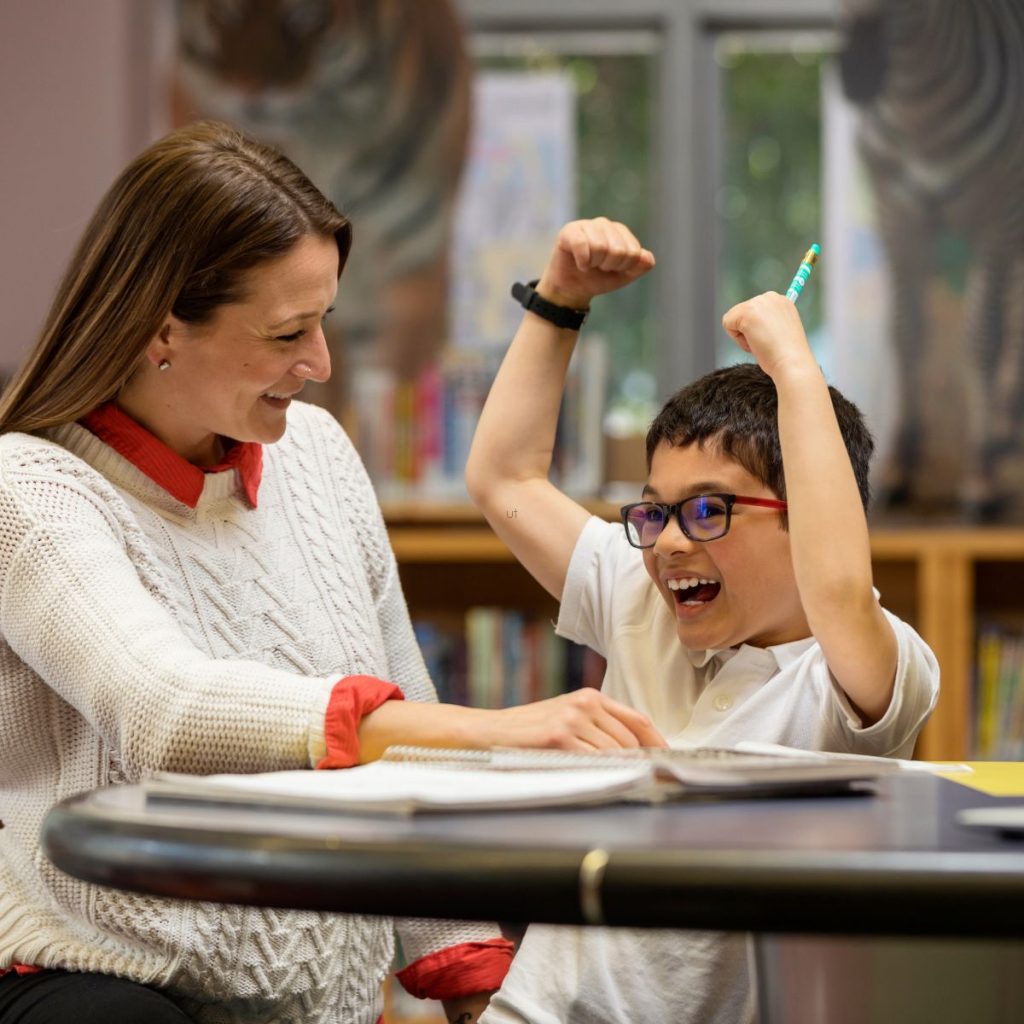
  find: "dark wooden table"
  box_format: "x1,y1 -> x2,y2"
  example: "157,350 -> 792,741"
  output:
42,771 -> 1024,1023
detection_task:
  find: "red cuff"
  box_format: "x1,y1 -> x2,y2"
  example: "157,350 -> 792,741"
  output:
316,675 -> 404,769
396,938 -> 515,1001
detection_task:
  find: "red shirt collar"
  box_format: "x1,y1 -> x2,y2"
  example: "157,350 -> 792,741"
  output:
80,403 -> 263,509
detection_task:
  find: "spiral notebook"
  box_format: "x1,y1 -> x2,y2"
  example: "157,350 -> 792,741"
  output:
144,744 -> 905,816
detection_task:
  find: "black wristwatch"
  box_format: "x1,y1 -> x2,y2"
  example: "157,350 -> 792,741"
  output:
511,279 -> 589,331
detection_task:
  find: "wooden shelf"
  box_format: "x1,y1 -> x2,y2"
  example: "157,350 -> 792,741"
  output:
385,506 -> 1024,762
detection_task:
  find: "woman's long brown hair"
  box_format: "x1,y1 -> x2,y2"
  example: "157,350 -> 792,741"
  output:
0,120 -> 352,435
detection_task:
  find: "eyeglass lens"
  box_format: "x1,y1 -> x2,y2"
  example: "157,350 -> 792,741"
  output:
624,496 -> 731,547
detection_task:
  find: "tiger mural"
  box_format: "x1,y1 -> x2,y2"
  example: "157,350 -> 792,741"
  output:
174,0 -> 472,398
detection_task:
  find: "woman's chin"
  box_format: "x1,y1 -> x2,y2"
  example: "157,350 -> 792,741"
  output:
250,406 -> 291,443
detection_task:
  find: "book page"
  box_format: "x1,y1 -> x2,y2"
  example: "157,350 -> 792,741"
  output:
145,744 -> 916,816
146,760 -> 655,815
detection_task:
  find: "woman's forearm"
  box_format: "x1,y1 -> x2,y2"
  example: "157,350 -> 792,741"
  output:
356,700 -> 479,763
357,688 -> 666,763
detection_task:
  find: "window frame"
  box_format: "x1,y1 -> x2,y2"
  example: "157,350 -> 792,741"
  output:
457,0 -> 836,395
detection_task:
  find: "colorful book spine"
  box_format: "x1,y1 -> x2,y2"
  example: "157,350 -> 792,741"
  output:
973,625 -> 1024,758
350,339 -> 609,498
413,610 -> 607,709
976,628 -> 1001,757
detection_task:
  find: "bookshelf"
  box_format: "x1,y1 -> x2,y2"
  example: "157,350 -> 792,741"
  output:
386,504 -> 1024,762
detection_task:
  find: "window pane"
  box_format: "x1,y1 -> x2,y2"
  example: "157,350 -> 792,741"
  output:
716,35 -> 831,369
466,33 -> 659,423
714,23 -> 1011,521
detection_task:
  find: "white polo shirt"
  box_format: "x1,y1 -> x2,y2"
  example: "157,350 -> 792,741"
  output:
480,517 -> 940,1024
559,516 -> 938,756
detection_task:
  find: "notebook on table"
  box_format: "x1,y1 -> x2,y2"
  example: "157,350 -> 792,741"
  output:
143,743 -> 907,816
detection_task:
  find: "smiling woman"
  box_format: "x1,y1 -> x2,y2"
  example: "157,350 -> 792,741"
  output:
0,122 -> 664,1024
0,121 -> 352,440
116,234 -> 340,465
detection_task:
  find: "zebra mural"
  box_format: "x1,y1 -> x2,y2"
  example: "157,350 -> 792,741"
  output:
839,0 -> 1024,519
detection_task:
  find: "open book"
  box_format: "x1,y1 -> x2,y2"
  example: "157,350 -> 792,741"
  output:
144,744 -> 909,816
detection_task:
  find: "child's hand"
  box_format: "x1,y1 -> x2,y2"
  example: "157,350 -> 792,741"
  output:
534,218 -> 655,311
721,292 -> 816,380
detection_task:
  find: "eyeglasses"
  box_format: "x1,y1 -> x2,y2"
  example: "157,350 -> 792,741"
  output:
620,493 -> 788,548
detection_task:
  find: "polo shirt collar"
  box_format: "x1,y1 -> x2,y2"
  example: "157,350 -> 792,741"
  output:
80,402 -> 262,509
686,635 -> 816,672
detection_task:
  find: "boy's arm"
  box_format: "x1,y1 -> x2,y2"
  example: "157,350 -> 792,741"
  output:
721,293 -> 898,725
465,218 -> 655,600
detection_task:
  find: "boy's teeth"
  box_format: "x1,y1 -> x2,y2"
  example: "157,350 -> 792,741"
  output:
667,577 -> 715,591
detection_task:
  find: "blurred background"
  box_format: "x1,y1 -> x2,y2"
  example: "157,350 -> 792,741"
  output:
4,0 -> 1021,521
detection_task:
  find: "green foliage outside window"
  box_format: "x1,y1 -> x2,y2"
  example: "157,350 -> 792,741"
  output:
717,48 -> 825,366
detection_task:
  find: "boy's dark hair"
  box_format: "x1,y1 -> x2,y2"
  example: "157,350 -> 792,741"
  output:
646,362 -> 874,518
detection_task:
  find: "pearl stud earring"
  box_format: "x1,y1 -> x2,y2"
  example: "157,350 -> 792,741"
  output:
158,359 -> 171,371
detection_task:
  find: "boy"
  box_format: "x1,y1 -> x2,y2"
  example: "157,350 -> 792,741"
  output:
465,218 -> 939,1023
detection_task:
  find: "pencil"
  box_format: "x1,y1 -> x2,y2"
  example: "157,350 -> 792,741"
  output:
785,243 -> 820,303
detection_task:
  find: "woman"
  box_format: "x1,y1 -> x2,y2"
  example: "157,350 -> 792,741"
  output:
0,122 -> 662,1024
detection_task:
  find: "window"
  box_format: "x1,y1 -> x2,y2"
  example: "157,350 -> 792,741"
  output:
459,32 -> 659,418
714,32 -> 831,368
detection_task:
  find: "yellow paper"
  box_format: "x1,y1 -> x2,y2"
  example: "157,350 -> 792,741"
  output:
936,762 -> 1024,797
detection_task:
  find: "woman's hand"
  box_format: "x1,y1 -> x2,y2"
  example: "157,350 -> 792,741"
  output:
357,687 -> 666,762
484,688 -> 666,750
534,217 -> 655,311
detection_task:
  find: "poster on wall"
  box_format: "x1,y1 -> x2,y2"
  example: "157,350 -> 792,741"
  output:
449,70 -> 576,352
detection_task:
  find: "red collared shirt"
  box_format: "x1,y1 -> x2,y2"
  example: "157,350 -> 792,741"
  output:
80,402 -> 262,509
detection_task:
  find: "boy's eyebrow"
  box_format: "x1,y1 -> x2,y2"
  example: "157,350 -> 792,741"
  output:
642,480 -> 730,499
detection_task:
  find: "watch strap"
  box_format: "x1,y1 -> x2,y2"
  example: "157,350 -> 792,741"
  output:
511,279 -> 589,330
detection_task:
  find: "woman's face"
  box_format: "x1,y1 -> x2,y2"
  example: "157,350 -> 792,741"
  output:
127,234 -> 339,465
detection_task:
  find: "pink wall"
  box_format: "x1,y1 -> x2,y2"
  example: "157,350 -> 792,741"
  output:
0,0 -> 163,373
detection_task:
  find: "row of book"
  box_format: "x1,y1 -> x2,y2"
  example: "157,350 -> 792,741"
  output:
414,609 -> 606,709
349,340 -> 608,500
975,627 -> 1024,759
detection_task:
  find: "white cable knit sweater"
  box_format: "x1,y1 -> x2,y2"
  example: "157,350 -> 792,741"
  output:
0,401 -> 496,1023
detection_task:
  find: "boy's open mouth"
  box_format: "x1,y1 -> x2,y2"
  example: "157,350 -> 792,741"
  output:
666,577 -> 721,606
